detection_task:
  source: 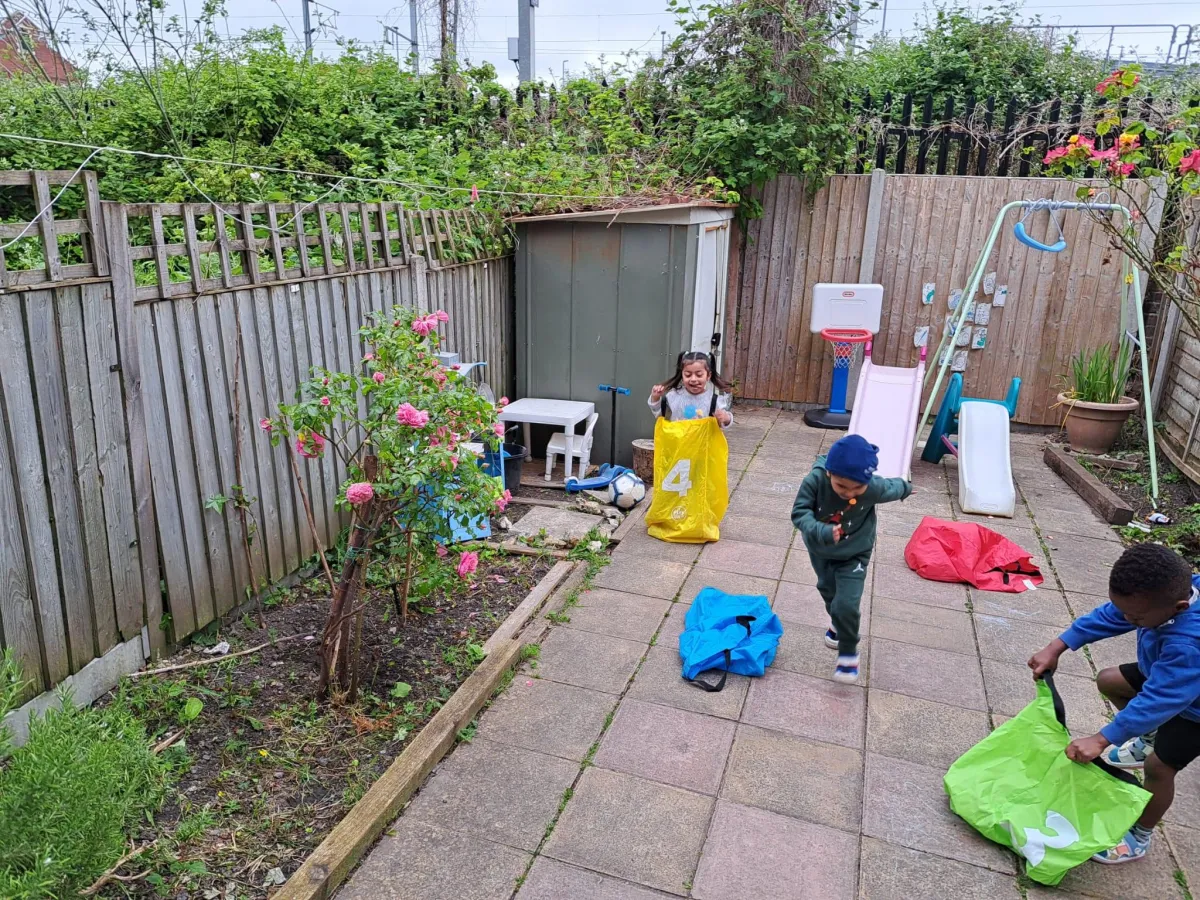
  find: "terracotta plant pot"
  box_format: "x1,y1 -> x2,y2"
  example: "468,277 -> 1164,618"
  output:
1057,393 -> 1139,454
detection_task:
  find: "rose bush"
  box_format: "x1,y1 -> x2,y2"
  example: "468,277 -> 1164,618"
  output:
1041,65 -> 1200,337
266,307 -> 506,698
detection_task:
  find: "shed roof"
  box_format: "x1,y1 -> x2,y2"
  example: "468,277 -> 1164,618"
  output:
511,201 -> 736,227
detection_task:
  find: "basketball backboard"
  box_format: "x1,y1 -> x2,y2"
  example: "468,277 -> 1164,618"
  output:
810,283 -> 884,334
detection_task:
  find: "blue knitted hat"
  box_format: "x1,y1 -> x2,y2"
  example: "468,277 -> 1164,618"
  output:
825,434 -> 879,484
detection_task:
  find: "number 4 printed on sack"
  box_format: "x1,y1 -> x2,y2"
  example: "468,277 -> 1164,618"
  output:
1002,811 -> 1080,866
661,459 -> 693,498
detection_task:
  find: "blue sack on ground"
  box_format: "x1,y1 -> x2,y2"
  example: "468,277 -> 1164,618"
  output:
679,588 -> 783,691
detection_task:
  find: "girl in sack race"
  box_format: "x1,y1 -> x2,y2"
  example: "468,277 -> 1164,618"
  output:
645,352 -> 734,543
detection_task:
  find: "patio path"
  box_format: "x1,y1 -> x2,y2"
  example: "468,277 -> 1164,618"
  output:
340,407 -> 1199,900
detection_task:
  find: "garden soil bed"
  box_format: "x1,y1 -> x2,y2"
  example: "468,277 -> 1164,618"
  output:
96,551 -> 555,899
1061,418 -> 1200,565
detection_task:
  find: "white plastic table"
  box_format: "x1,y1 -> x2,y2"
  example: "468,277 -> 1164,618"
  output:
498,398 -> 596,462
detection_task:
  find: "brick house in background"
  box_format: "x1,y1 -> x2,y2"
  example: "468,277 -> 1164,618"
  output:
0,13 -> 77,84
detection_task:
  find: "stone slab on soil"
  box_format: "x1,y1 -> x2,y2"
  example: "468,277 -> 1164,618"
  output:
626,643 -> 749,721
594,698 -> 735,795
862,754 -> 1017,874
692,800 -> 860,900
476,677 -> 617,762
721,725 -> 863,832
403,739 -> 578,852
565,588 -> 672,644
858,837 -> 1017,900
510,506 -> 615,543
534,625 -> 647,695
866,690 -> 992,771
741,669 -> 866,749
338,818 -> 530,900
517,858 -> 674,900
544,767 -> 713,896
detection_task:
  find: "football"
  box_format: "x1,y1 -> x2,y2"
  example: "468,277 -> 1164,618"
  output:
608,470 -> 646,510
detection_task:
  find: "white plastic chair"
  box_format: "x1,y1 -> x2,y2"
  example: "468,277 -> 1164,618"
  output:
545,412 -> 599,481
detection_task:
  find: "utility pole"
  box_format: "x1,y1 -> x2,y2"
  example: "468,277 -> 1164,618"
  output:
301,0 -> 313,56
384,23 -> 419,74
518,0 -> 537,85
439,0 -> 450,63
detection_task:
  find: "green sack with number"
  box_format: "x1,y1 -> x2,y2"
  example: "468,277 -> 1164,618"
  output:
944,676 -> 1151,885
646,417 -> 729,543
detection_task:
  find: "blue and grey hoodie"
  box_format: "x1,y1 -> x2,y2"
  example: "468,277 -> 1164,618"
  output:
1059,574 -> 1200,745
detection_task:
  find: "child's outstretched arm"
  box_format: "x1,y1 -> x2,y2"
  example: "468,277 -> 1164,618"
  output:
647,384 -> 666,418
791,473 -> 835,546
1029,603 -> 1134,676
872,476 -> 913,505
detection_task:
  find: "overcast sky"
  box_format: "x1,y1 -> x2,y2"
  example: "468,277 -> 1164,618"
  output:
40,1 -> 1200,85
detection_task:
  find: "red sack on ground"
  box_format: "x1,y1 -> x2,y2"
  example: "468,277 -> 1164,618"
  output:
903,516 -> 1044,593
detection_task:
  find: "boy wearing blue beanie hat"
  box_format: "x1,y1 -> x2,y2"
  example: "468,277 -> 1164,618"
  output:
791,434 -> 912,683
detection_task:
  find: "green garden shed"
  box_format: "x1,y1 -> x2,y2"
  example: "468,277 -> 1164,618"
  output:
513,202 -> 735,469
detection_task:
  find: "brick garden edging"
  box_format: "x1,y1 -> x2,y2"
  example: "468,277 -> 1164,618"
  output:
275,558 -> 585,900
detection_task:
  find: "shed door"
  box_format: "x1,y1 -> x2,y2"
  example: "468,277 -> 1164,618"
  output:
690,223 -> 730,365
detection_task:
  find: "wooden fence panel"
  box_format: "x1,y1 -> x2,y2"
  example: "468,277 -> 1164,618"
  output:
726,173 -> 1160,426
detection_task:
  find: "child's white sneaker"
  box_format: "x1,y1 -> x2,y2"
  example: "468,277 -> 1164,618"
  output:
824,628 -> 838,649
833,655 -> 860,683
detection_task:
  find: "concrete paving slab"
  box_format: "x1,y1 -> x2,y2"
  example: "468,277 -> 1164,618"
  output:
871,596 -> 974,653
862,754 -> 1017,874
592,557 -> 691,600
1062,591 -> 1110,617
981,659 -> 1110,735
404,739 -> 578,851
746,454 -> 811,477
658,601 -> 689,644
866,689 -> 991,771
742,668 -> 866,749
1167,765 -> 1200,830
874,510 -> 941,538
627,643 -> 749,720
780,550 -> 820,585
974,616 -> 1094,677
692,800 -> 860,900
725,490 -> 794,518
544,767 -> 713,896
1054,835 -> 1186,899
970,587 -> 1074,628
1080,628 -> 1138,675
771,621 -> 870,684
612,531 -> 704,566
679,568 -> 777,604
338,818 -> 530,900
517,858 -> 676,900
871,563 -> 970,610
594,698 -> 735,795
858,836 -> 1018,900
735,472 -> 807,497
773,580 -> 854,631
1166,823 -> 1200,890
869,638 -> 987,711
477,677 -> 616,762
535,625 -> 647,695
721,724 -> 863,831
1052,562 -> 1114,598
715,512 -> 797,548
697,539 -> 787,580
1031,504 -> 1120,542
565,588 -> 672,644
510,506 -> 616,542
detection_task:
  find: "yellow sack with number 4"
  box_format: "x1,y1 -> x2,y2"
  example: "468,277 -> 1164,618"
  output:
646,417 -> 729,543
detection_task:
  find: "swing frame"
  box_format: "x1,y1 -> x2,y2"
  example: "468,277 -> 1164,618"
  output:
918,199 -> 1160,503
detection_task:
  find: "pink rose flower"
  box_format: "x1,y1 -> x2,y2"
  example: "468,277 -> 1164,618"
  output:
434,310 -> 450,322
345,482 -> 375,505
320,396 -> 331,406
373,372 -> 386,384
295,431 -> 326,459
457,551 -> 479,579
498,396 -> 509,407
1043,146 -> 1069,165
1181,150 -> 1200,176
496,489 -> 512,512
396,403 -> 430,427
259,418 -> 272,431
433,370 -> 447,386
493,422 -> 505,437
450,455 -> 459,469
436,544 -> 448,558
364,353 -> 375,361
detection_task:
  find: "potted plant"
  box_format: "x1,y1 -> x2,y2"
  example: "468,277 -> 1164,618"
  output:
1057,343 -> 1138,454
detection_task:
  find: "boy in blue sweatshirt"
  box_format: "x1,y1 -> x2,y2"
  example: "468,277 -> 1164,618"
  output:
792,434 -> 911,684
1029,542 -> 1200,864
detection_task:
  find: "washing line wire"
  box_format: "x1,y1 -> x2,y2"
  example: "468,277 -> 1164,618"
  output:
0,132 -> 633,202
0,148 -> 103,251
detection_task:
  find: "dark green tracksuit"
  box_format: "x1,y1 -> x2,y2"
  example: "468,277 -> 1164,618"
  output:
791,457 -> 912,656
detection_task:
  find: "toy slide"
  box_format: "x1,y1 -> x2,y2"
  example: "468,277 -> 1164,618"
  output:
957,400 -> 1016,517
847,344 -> 926,480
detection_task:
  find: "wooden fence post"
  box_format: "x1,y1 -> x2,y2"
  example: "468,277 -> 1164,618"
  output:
859,169 -> 886,282
411,254 -> 430,312
102,201 -> 166,659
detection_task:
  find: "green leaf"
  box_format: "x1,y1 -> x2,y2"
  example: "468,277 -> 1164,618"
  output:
179,697 -> 204,723
390,681 -> 412,699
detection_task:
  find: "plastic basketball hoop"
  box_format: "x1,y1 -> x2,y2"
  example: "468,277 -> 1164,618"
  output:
820,327 -> 871,371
